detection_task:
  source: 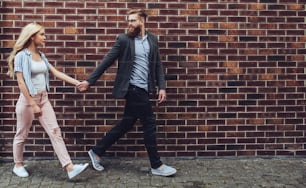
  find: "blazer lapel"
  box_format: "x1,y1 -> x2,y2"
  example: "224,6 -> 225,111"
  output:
147,33 -> 154,62
129,37 -> 135,60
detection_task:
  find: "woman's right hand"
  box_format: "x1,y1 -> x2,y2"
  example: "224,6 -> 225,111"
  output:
32,104 -> 42,117
16,72 -> 42,117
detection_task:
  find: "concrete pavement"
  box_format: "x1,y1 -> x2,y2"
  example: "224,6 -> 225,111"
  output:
0,157 -> 306,188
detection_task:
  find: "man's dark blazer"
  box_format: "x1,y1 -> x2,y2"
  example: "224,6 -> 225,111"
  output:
86,31 -> 166,99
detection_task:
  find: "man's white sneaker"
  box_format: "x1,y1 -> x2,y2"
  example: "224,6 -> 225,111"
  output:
67,163 -> 89,179
88,149 -> 104,171
151,164 -> 177,177
13,165 -> 29,178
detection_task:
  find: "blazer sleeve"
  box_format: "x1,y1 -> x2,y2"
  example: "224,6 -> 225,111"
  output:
86,35 -> 121,85
154,36 -> 166,90
156,49 -> 166,90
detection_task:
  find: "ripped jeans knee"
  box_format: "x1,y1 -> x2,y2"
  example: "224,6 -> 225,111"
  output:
52,127 -> 58,134
51,127 -> 63,138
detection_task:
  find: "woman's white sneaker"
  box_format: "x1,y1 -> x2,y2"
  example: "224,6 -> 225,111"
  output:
13,165 -> 29,177
151,164 -> 177,177
67,163 -> 89,179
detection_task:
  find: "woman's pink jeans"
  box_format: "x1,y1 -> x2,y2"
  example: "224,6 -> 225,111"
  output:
13,91 -> 72,167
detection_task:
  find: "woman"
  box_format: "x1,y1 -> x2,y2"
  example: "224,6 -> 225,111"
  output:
7,23 -> 88,179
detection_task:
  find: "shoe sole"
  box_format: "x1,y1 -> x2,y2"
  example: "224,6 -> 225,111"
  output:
88,151 -> 104,171
151,170 -> 177,177
12,171 -> 29,178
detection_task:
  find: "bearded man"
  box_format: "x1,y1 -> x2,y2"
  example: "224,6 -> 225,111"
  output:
77,9 -> 177,177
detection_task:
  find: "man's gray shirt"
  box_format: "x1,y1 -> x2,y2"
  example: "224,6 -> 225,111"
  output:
129,35 -> 150,91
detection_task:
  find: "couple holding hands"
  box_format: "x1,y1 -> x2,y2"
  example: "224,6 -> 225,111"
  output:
7,9 -> 176,179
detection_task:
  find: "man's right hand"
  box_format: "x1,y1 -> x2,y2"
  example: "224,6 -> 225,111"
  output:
77,81 -> 90,92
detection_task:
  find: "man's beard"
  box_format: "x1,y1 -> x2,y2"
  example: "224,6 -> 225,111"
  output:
127,25 -> 141,38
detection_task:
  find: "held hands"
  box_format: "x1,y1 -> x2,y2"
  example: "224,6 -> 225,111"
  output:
76,81 -> 90,92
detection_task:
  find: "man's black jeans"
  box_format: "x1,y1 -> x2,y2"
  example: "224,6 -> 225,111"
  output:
92,85 -> 163,169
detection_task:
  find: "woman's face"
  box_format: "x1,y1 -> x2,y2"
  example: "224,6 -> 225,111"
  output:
31,29 -> 46,46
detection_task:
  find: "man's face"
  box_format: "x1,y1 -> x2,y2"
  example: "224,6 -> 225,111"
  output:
127,13 -> 142,37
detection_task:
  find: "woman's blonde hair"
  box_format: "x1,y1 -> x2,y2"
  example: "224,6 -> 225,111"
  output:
7,22 -> 43,78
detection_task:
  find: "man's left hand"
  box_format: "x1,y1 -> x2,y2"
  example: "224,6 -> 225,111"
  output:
158,89 -> 166,104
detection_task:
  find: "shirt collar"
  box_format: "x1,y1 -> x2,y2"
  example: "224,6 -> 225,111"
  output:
135,34 -> 148,41
24,49 -> 32,56
24,48 -> 43,57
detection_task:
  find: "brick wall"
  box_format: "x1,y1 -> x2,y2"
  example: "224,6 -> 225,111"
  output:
1,0 -> 306,160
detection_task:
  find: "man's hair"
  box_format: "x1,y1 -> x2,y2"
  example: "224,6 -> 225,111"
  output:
127,9 -> 147,20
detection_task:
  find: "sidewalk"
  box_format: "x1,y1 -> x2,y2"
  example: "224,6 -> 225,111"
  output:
0,157 -> 305,188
